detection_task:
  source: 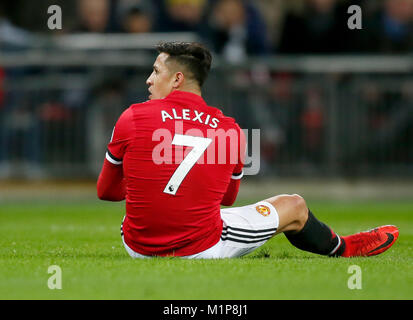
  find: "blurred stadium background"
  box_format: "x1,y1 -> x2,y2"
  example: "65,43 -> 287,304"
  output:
0,0 -> 412,201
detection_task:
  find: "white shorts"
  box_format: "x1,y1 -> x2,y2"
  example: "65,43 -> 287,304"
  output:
122,200 -> 279,259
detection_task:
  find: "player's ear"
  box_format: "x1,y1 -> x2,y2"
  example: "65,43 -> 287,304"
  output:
173,72 -> 185,88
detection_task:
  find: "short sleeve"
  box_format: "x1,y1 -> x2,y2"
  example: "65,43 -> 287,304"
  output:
106,107 -> 134,165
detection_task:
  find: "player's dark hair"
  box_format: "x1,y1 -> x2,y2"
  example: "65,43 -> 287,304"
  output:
156,41 -> 212,87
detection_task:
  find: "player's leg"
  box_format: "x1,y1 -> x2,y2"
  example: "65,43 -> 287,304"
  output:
265,194 -> 308,234
265,194 -> 399,257
212,195 -> 342,259
265,194 -> 345,256
215,201 -> 280,258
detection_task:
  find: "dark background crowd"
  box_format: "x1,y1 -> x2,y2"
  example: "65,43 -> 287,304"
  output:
2,0 -> 413,55
0,0 -> 413,179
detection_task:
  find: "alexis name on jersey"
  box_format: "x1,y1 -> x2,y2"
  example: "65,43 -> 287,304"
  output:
161,108 -> 220,129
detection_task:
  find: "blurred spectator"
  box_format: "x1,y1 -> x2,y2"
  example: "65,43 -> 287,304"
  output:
0,0 -> 76,34
73,0 -> 111,33
277,0 -> 351,54
355,0 -> 413,53
254,0 -> 285,50
300,86 -> 325,163
208,0 -> 270,62
0,95 -> 42,178
87,78 -> 127,175
153,0 -> 208,33
0,2 -> 31,48
0,68 -> 4,111
121,4 -> 152,33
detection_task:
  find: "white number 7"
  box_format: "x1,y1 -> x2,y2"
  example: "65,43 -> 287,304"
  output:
164,134 -> 212,195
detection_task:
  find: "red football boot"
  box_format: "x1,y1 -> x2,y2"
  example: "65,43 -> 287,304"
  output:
341,225 -> 399,257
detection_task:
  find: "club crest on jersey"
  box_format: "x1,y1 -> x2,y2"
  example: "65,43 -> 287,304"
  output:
256,205 -> 271,217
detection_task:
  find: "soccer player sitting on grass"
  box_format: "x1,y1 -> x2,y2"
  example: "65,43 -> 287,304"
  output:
97,41 -> 399,259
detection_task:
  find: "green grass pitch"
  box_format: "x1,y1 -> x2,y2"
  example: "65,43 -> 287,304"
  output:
0,198 -> 412,300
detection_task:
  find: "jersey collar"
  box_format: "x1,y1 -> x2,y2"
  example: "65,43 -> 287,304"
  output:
165,90 -> 207,107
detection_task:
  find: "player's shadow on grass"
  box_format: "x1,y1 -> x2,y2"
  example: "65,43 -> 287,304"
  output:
247,248 -> 320,260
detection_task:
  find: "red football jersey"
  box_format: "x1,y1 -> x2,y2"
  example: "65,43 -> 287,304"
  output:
107,90 -> 245,256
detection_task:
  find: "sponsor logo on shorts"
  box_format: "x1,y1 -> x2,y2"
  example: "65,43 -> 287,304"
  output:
256,205 -> 271,217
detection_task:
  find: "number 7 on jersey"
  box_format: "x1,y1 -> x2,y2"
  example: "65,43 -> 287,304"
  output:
164,134 -> 212,195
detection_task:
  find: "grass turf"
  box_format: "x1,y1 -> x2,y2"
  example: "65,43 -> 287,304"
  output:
0,198 -> 412,300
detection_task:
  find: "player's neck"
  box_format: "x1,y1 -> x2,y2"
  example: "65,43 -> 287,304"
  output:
172,86 -> 202,97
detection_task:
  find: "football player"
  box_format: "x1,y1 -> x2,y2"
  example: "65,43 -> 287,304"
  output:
97,41 -> 398,258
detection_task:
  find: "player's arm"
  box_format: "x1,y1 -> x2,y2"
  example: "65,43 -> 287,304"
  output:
97,107 -> 133,201
97,157 -> 126,201
221,127 -> 246,206
221,170 -> 243,206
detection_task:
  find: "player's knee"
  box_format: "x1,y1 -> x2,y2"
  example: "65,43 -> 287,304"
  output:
266,193 -> 309,231
289,194 -> 308,229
